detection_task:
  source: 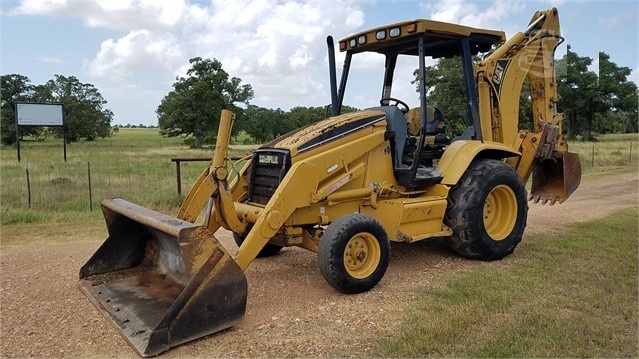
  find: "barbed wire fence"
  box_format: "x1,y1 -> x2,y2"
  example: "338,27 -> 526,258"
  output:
1,158 -> 205,212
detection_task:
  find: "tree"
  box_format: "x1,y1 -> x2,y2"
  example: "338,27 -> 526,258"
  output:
0,74 -> 43,145
556,49 -> 637,139
285,106 -> 333,132
557,48 -> 603,140
157,57 -> 254,148
238,105 -> 286,143
596,52 -> 638,133
42,75 -> 114,142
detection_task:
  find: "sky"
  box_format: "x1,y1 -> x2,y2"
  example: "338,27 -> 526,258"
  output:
1,0 -> 637,126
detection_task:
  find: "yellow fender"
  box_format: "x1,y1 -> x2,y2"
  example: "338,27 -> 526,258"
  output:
436,140 -> 521,185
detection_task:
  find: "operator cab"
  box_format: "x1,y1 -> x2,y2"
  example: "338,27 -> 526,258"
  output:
328,19 -> 505,188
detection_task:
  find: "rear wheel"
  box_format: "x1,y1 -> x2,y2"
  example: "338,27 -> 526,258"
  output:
318,214 -> 390,294
445,159 -> 528,260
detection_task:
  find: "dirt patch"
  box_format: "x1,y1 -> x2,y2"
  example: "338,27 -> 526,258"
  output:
1,171 -> 637,358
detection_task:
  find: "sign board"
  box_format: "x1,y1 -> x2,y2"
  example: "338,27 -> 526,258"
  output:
16,103 -> 64,126
14,102 -> 67,162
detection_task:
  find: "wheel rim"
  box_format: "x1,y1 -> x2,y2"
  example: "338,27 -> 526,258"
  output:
483,184 -> 518,241
343,232 -> 381,279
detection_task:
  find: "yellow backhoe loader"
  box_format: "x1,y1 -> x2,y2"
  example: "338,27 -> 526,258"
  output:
79,8 -> 581,357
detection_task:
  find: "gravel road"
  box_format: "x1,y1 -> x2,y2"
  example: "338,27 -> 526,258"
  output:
1,171 -> 636,358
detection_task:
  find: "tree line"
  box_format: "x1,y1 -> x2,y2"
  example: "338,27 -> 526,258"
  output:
155,57 -> 357,147
2,47 -> 636,147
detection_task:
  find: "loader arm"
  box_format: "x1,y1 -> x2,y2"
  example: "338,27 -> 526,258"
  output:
176,109 -> 248,234
475,7 -> 581,204
177,110 -> 236,222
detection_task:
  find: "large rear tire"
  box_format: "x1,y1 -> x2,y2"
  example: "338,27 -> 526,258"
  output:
445,159 -> 528,260
318,214 -> 391,294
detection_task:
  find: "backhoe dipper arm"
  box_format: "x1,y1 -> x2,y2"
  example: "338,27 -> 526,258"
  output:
475,8 -> 562,146
475,8 -> 581,204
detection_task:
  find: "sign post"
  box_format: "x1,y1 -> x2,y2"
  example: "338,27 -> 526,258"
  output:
14,102 -> 66,162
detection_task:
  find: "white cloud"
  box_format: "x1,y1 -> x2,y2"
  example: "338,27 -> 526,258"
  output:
428,0 -> 524,30
350,52 -> 385,71
172,0 -> 366,109
95,0 -> 132,12
36,55 -> 67,64
83,30 -> 183,78
18,0 -> 364,111
352,94 -> 377,109
543,0 -> 579,6
11,0 -> 186,31
10,0 -> 68,15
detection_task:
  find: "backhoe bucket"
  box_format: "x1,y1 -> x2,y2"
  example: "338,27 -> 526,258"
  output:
530,151 -> 581,205
79,199 -> 247,357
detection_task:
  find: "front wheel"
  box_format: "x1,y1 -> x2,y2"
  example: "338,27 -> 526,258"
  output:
318,214 -> 391,294
445,159 -> 528,260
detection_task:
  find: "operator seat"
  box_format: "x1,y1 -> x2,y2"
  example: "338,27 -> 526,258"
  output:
406,106 -> 446,137
406,106 -> 450,148
402,106 -> 450,174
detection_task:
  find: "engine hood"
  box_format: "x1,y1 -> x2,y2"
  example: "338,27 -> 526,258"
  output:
261,109 -> 386,155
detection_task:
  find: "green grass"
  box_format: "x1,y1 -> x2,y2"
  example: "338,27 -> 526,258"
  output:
0,129 -> 256,222
570,133 -> 639,169
376,207 -> 638,358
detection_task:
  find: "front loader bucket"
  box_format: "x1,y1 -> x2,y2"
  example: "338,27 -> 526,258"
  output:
79,199 -> 247,357
530,151 -> 582,205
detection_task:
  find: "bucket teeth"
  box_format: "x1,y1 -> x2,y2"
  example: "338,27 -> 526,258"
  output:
529,193 -> 561,206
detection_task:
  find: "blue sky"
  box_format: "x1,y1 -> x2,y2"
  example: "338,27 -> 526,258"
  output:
1,0 -> 637,126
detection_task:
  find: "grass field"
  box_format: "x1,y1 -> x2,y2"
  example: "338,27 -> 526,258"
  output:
0,129 -> 256,223
375,207 -> 638,357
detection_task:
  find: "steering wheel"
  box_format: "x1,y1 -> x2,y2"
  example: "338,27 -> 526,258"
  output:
380,97 -> 410,114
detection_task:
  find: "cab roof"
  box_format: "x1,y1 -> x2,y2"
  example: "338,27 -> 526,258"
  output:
339,19 -> 506,58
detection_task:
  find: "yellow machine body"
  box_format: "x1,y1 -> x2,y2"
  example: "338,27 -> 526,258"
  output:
79,8 -> 581,357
